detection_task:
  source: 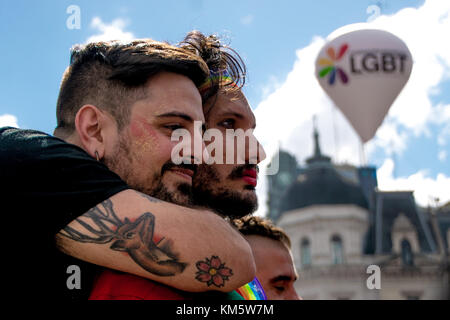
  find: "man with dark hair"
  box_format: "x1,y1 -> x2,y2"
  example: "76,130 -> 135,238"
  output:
192,86 -> 262,218
181,31 -> 264,219
88,32 -> 267,300
0,38 -> 256,300
54,39 -> 208,205
232,216 -> 300,300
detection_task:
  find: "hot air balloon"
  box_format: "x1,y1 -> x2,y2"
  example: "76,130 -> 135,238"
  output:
315,28 -> 412,143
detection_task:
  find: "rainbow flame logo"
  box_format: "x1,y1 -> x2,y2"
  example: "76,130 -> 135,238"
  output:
318,43 -> 349,85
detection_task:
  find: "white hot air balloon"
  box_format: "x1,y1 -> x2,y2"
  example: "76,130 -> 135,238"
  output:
315,29 -> 412,143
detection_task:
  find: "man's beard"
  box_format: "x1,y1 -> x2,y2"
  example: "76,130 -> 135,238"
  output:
103,134 -> 195,206
192,164 -> 258,219
147,162 -> 195,206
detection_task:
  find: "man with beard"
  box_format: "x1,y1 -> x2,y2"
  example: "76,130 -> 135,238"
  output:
89,32 -> 266,300
0,39 -> 256,300
192,84 -> 262,219
182,31 -> 264,219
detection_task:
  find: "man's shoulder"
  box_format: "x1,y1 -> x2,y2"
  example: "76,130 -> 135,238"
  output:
1,126 -> 63,145
0,126 -> 87,159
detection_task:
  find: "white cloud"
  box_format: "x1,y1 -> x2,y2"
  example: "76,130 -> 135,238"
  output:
0,114 -> 19,128
437,124 -> 449,146
260,75 -> 283,100
253,0 -> 450,217
86,17 -> 135,43
241,14 -> 254,26
367,120 -> 409,157
377,158 -> 450,206
429,103 -> 450,146
367,2 -> 450,135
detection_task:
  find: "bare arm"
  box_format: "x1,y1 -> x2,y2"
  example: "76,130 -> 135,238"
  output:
56,189 -> 255,292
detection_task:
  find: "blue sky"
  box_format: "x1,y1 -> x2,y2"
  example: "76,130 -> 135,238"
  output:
0,0 -> 448,212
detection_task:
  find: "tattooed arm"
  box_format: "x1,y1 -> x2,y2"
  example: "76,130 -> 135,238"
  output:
56,189 -> 256,292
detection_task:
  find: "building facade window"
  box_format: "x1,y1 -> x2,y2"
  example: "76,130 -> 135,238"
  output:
331,235 -> 344,265
401,238 -> 414,266
300,238 -> 311,267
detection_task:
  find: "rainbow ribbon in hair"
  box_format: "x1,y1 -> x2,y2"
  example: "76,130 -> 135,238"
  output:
235,277 -> 267,300
198,69 -> 238,94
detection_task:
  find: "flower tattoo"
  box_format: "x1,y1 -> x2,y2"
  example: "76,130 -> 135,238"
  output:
195,256 -> 233,287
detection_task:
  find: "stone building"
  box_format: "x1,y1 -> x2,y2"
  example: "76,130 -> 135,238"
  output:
266,126 -> 450,299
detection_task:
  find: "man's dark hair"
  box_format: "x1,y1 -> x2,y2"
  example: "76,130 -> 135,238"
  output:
179,31 -> 246,104
54,39 -> 209,138
232,216 -> 292,249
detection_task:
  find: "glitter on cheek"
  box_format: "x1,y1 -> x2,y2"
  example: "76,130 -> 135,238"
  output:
128,117 -> 160,160
128,115 -> 175,164
130,117 -> 158,142
129,120 -> 145,139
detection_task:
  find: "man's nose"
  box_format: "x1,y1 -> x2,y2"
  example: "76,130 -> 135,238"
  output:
286,287 -> 301,300
171,124 -> 208,165
192,123 -> 209,164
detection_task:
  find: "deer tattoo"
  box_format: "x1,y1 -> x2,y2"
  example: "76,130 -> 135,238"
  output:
60,199 -> 186,276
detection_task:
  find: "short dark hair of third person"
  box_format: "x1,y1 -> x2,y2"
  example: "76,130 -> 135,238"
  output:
232,216 -> 291,249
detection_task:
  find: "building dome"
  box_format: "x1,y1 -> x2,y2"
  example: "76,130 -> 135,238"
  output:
280,164 -> 369,213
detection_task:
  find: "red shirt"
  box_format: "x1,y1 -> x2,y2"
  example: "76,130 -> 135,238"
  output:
89,269 -> 190,300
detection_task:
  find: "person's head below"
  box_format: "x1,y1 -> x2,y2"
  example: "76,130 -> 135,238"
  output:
232,216 -> 300,300
179,31 -> 266,219
54,39 -> 210,206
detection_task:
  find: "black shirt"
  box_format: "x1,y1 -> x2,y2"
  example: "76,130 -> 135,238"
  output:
0,127 -> 129,300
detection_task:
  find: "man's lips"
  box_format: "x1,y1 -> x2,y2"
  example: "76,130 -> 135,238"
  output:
242,169 -> 257,178
242,169 -> 258,187
169,168 -> 194,180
